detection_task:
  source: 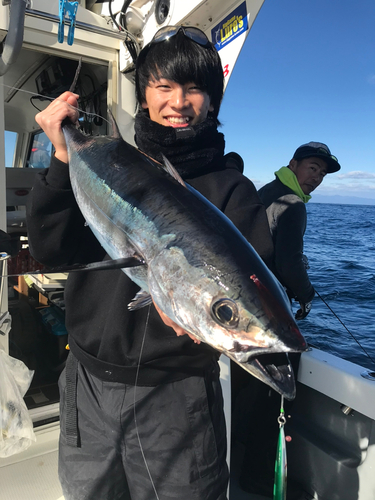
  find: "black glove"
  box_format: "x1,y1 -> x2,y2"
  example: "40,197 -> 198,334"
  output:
295,301 -> 312,320
301,254 -> 310,270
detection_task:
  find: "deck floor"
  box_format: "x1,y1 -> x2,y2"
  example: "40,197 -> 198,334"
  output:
0,448 -> 268,500
0,427 -> 268,500
0,449 -> 63,500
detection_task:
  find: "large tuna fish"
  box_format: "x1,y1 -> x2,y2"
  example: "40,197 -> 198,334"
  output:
63,118 -> 307,400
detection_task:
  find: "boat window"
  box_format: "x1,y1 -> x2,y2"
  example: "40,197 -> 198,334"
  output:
27,130 -> 53,169
5,131 -> 18,168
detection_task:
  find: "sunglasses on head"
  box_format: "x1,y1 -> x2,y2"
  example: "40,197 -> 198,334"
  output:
151,25 -> 211,47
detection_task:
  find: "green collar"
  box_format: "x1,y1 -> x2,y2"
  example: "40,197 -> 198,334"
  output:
275,166 -> 311,203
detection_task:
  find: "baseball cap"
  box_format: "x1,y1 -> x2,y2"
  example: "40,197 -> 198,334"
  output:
293,142 -> 341,173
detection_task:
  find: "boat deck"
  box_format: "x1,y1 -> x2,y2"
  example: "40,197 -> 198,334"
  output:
0,424 -> 269,500
0,456 -> 267,500
0,449 -> 63,500
0,422 -> 63,500
0,451 -> 268,500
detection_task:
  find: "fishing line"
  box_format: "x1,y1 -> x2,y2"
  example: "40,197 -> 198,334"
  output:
315,288 -> 375,367
133,304 -> 160,500
1,82 -> 113,129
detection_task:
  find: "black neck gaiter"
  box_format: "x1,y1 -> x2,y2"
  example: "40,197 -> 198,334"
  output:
134,112 -> 226,178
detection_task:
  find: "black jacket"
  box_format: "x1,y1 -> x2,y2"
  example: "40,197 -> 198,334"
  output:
27,140 -> 273,386
258,177 -> 315,304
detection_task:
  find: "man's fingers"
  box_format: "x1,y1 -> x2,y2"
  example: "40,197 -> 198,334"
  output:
153,301 -> 200,344
34,92 -> 80,163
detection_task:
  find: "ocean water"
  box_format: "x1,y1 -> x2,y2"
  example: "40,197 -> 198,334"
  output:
297,203 -> 375,370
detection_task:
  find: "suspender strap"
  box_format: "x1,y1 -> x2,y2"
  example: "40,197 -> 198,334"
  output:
65,353 -> 80,447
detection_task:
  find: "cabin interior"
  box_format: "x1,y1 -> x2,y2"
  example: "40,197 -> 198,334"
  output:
3,49 -> 109,423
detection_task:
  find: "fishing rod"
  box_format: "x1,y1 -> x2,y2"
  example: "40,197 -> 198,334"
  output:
315,288 -> 375,368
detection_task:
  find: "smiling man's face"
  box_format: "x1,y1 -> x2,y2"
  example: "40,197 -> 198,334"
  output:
142,78 -> 214,128
289,157 -> 328,194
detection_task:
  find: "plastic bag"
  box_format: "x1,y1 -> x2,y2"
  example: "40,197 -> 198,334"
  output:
0,349 -> 36,457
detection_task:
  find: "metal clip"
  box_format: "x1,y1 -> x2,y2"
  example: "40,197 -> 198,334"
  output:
277,395 -> 286,428
58,0 -> 79,46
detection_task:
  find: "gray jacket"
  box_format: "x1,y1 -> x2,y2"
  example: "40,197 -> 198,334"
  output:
258,177 -> 315,304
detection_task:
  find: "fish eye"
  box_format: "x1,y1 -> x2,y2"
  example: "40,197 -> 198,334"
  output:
211,299 -> 239,328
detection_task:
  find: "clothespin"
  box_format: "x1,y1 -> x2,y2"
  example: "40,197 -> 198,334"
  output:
58,0 -> 79,46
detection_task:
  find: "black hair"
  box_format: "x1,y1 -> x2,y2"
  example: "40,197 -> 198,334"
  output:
135,31 -> 224,124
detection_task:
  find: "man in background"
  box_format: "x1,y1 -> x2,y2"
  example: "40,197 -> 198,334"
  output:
239,142 -> 341,499
258,141 -> 341,320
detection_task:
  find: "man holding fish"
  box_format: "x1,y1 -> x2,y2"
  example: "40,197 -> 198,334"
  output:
27,26 -> 305,500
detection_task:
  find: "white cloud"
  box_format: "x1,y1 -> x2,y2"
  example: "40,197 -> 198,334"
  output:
315,181 -> 375,200
337,171 -> 375,180
341,183 -> 375,192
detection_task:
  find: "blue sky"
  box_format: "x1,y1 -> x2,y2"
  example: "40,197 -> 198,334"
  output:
220,0 -> 375,203
4,1 -> 374,203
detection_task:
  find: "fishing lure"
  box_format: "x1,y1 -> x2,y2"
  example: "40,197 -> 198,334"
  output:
273,396 -> 287,500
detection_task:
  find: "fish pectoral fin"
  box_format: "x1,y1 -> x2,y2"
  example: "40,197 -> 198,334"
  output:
161,154 -> 187,188
74,255 -> 146,272
128,290 -> 153,311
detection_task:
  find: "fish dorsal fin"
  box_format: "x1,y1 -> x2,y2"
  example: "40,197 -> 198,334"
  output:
161,154 -> 187,188
107,109 -> 122,139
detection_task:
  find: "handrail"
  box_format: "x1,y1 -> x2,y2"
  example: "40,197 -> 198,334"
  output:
0,0 -> 27,76
25,8 -> 135,43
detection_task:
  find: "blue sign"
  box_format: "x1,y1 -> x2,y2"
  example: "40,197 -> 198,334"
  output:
211,2 -> 249,51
